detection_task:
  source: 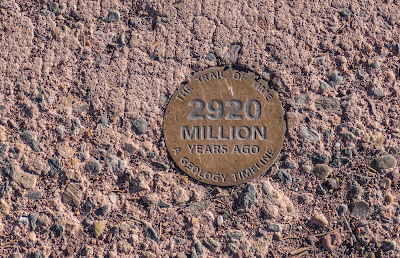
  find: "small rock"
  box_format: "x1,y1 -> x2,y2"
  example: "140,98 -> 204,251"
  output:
266,223 -> 281,232
299,127 -> 320,141
109,193 -> 118,204
62,183 -> 81,207
117,33 -> 126,45
305,235 -> 317,245
37,214 -> 50,228
372,154 -> 397,170
48,157 -> 61,177
373,89 -> 385,98
319,80 -> 329,92
20,131 -> 40,152
124,142 -> 139,154
95,205 -> 110,216
339,8 -> 352,18
338,204 -> 348,216
85,158 -> 102,173
380,178 -> 391,189
175,238 -> 186,245
205,52 -> 216,62
381,240 -> 396,252
311,213 -> 329,228
51,224 -> 64,237
203,237 -> 220,253
243,183 -> 257,207
351,200 -> 370,219
92,220 -> 107,238
286,112 -> 300,130
276,169 -> 292,184
328,71 -> 343,87
324,178 -> 337,189
26,190 -> 42,199
216,215 -> 223,226
224,44 -> 242,65
132,118 -> 148,135
322,232 -> 342,251
29,213 -> 38,230
313,164 -> 331,180
117,239 -> 134,253
384,194 -> 393,204
143,224 -> 160,242
18,216 -> 29,227
65,169 -> 81,181
55,125 -> 65,140
194,241 -> 203,255
173,187 -> 190,204
29,251 -> 45,258
105,10 -> 120,22
227,230 -> 244,240
14,171 -> 37,189
151,161 -> 168,171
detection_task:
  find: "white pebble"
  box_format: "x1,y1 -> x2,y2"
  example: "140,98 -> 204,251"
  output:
216,215 -> 224,226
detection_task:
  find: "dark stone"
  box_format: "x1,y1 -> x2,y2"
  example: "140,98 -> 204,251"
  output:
338,204 -> 348,216
157,201 -> 170,208
29,251 -> 45,258
105,10 -> 120,22
312,153 -> 330,164
266,223 -> 281,232
276,169 -> 292,184
95,205 -> 109,216
0,181 -> 9,197
82,198 -> 92,214
29,213 -> 38,230
151,161 -> 168,171
297,194 -> 309,204
71,118 -> 80,131
194,242 -> 203,255
85,158 -> 102,173
381,241 -> 396,252
52,224 -> 64,237
243,183 -> 257,207
372,155 -> 397,170
132,118 -> 148,135
350,200 -> 370,219
48,157 -> 61,177
20,131 -> 41,152
143,225 -> 160,242
3,164 -> 13,178
306,235 -> 317,245
0,144 -> 7,158
339,8 -> 352,18
328,71 -> 342,87
26,190 -> 43,200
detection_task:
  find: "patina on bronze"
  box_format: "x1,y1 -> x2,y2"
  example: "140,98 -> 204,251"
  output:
163,67 -> 285,186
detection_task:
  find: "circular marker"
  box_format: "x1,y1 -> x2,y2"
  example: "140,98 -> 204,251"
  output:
163,67 -> 285,186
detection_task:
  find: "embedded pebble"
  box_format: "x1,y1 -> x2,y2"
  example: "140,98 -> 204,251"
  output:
105,10 -> 120,22
372,155 -> 397,170
143,224 -> 160,242
299,127 -> 320,141
311,213 -> 329,227
26,190 -> 42,199
117,239 -> 134,253
338,204 -> 348,216
266,223 -> 281,232
20,131 -> 41,152
381,241 -> 396,252
132,118 -> 148,135
227,230 -> 244,240
85,158 -> 102,173
322,232 -> 342,251
224,44 -> 241,64
203,237 -> 220,253
243,183 -> 257,207
313,164 -> 331,180
351,200 -> 370,219
216,215 -> 224,226
14,171 -> 37,189
328,71 -> 343,87
55,125 -> 65,140
276,169 -> 292,184
173,187 -> 190,204
380,178 -> 391,189
93,220 -> 107,238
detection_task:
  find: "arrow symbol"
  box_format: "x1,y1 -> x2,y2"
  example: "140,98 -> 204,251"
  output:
173,147 -> 181,155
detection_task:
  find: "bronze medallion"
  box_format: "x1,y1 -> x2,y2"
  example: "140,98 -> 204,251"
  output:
163,67 -> 285,186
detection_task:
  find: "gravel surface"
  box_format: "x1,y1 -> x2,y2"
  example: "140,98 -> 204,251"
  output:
1,0 -> 400,257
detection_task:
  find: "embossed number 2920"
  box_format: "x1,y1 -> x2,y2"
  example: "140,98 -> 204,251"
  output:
188,99 -> 261,120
